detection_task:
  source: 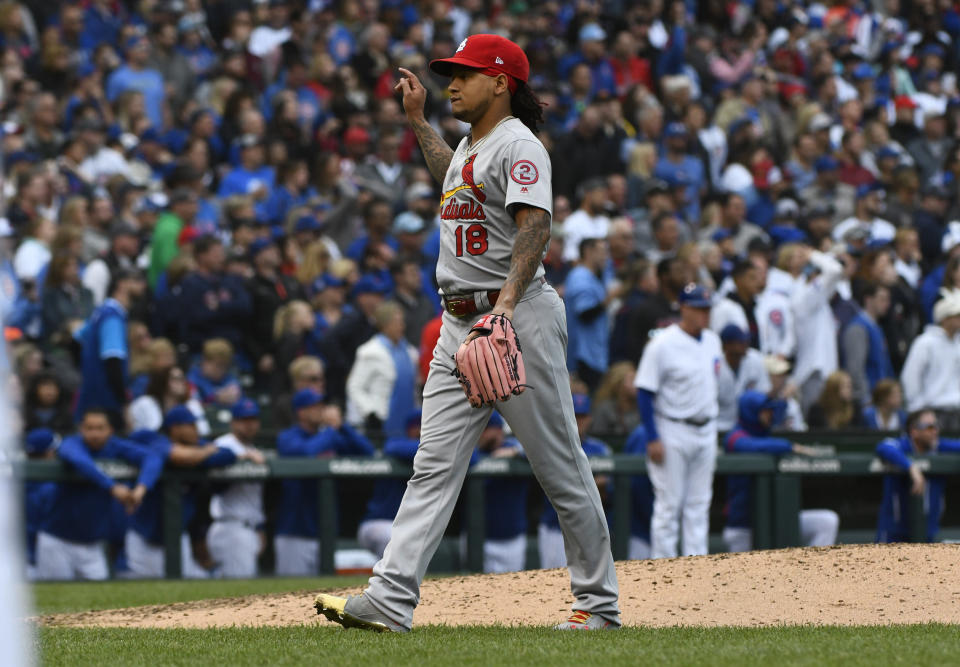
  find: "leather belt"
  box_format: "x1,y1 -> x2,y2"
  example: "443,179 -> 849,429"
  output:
660,414 -> 712,428
442,277 -> 546,318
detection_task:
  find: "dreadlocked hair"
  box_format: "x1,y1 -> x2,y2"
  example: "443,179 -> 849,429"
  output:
511,83 -> 546,134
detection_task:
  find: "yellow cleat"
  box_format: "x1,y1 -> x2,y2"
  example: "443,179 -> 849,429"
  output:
314,594 -> 393,633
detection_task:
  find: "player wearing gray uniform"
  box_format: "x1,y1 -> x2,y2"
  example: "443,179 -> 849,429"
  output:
207,399 -> 267,578
317,34 -> 620,633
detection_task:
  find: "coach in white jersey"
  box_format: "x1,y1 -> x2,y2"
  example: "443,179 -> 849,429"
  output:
207,399 -> 267,578
317,34 -> 620,633
635,284 -> 721,558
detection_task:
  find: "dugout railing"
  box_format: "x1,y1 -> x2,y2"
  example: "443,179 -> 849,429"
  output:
17,451 -> 960,578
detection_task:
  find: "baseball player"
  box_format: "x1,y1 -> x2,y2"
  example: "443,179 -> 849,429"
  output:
357,410 -> 422,559
23,428 -> 58,580
126,406 -> 242,579
538,394 -> 612,569
622,423 -> 654,560
635,284 -> 721,558
875,409 -> 960,542
36,408 -> 164,580
317,34 -> 620,632
275,388 -> 374,575
207,399 -> 268,578
723,391 -> 839,552
467,412 -> 530,573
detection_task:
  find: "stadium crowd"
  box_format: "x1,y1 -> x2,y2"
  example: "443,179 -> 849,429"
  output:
9,0 -> 960,578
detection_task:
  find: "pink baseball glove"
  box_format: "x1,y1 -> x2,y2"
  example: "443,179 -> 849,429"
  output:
452,314 -> 528,407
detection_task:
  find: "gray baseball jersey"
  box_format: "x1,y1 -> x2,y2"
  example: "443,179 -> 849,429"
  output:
435,117 -> 552,293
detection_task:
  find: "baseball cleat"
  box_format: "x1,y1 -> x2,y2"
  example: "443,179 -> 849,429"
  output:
553,610 -> 621,630
314,593 -> 407,633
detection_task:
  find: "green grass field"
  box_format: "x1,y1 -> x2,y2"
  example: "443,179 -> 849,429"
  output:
33,579 -> 960,666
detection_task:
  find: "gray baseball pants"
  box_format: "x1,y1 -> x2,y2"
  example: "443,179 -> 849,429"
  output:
362,283 -> 620,629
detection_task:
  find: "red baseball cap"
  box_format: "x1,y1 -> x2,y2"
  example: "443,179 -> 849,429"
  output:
429,34 -> 529,92
894,95 -> 918,110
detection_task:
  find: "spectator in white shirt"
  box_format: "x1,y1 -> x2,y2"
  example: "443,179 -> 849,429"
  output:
562,177 -> 611,262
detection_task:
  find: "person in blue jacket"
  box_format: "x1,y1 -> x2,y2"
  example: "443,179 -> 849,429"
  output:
23,428 -> 58,580
125,406 -> 244,579
465,413 -> 530,573
723,391 -> 839,552
539,394 -> 612,568
274,388 -> 374,575
74,267 -> 146,427
357,409 -> 421,559
876,409 -> 960,543
35,408 -> 164,580
622,424 -> 655,560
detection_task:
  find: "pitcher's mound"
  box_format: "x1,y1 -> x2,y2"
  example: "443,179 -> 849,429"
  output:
39,543 -> 960,629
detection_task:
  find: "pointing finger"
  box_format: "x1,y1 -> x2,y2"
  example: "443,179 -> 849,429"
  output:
398,67 -> 420,86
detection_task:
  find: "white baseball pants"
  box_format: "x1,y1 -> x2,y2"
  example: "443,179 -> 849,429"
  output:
35,531 -> 108,581
723,509 -> 840,552
207,521 -> 260,578
125,530 -> 209,579
357,520 -> 393,560
628,536 -> 651,560
648,416 -> 717,559
538,524 -> 566,569
274,535 -> 317,576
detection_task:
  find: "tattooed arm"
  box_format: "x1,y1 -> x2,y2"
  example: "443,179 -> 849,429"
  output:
395,67 -> 453,183
492,205 -> 551,320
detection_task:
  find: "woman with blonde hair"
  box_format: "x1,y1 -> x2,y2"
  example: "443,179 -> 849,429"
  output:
807,370 -> 861,429
295,239 -> 332,287
590,361 -> 641,436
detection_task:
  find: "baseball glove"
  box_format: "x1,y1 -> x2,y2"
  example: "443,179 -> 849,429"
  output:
452,314 -> 528,407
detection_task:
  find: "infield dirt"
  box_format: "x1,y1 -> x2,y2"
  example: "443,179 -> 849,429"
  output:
38,543 -> 960,629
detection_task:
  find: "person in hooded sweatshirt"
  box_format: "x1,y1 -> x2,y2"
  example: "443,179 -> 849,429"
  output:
722,391 -> 839,552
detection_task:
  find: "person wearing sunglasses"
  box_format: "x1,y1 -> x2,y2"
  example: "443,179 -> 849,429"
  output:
876,409 -> 960,542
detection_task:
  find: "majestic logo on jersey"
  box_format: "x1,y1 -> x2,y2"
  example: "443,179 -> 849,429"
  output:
440,154 -> 487,220
510,160 -> 539,184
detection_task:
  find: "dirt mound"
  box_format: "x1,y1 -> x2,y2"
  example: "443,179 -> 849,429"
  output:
39,543 -> 960,629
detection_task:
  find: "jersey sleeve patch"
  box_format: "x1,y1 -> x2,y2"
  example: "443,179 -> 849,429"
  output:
510,160 -> 539,185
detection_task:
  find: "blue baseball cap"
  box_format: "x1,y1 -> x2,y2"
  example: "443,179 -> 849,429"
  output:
720,324 -> 750,344
25,428 -> 58,455
124,35 -> 148,52
664,122 -> 688,138
139,127 -> 161,144
352,274 -> 390,296
76,62 -> 96,79
814,155 -> 839,172
712,228 -> 733,243
248,237 -> 274,259
572,393 -> 592,415
292,388 -> 325,411
768,225 -> 808,245
920,44 -> 946,58
231,398 -> 260,419
856,182 -> 881,199
678,283 -> 713,308
851,63 -> 874,81
311,273 -> 346,295
294,215 -> 321,233
876,145 -> 899,161
163,405 -> 197,429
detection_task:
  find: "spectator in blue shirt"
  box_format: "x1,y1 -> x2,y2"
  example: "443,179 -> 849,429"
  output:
565,237 -> 612,392
178,235 -> 252,355
187,338 -> 242,407
35,408 -> 164,580
876,409 -> 960,543
218,134 -> 275,205
106,35 -> 165,130
274,389 -> 374,575
74,267 -> 146,427
622,424 -> 654,560
654,122 -> 706,224
558,23 -> 617,99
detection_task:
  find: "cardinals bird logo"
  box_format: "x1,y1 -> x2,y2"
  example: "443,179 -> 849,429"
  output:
441,154 -> 486,206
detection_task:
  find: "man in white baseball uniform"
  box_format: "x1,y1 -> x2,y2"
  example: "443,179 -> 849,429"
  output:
317,34 -> 620,632
635,284 -> 721,558
207,399 -> 267,578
